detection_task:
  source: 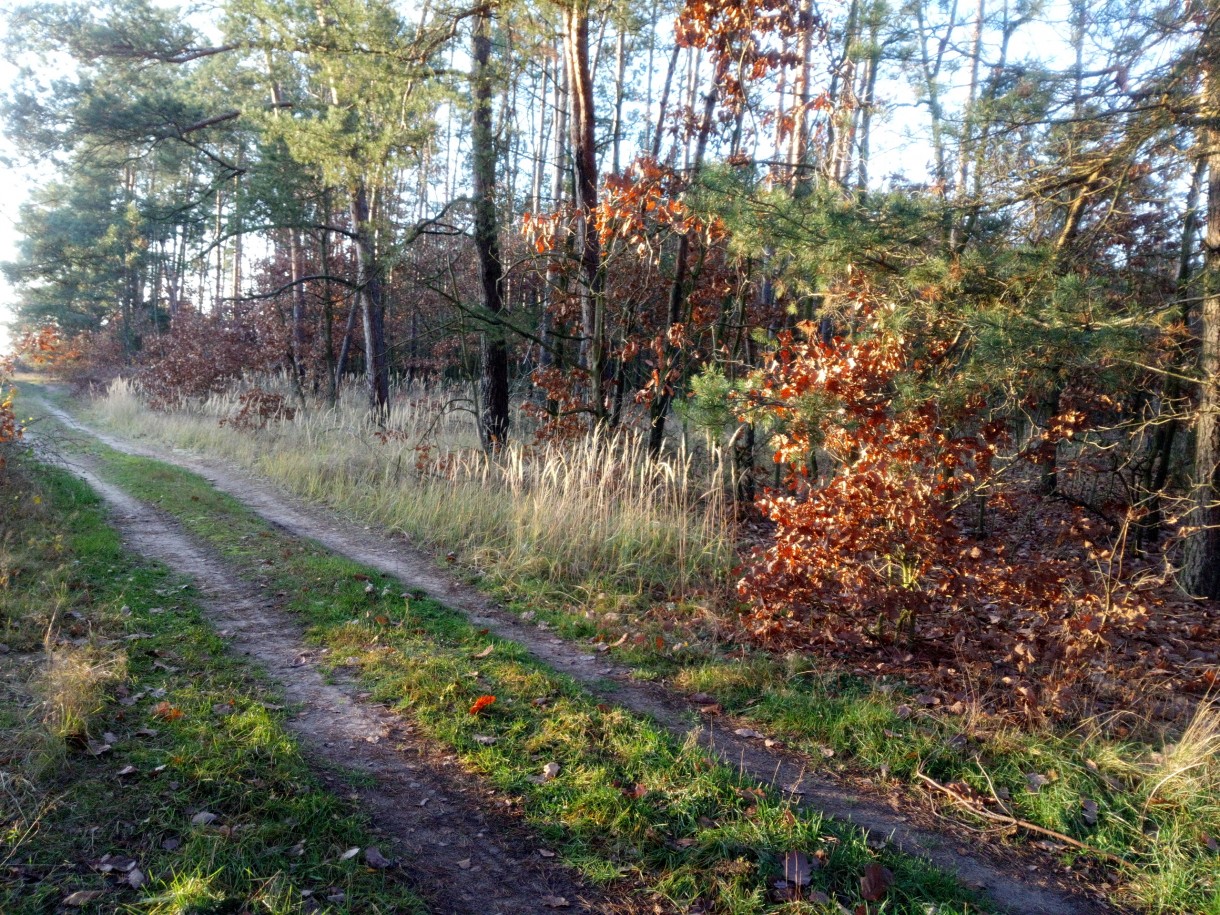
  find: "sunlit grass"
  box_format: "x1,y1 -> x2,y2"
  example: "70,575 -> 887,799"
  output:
91,376 -> 733,604
41,380 -> 1220,912
0,454 -> 429,914
73,431 -> 983,914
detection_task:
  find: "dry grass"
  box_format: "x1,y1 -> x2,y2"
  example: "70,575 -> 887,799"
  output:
93,377 -> 735,606
35,640 -> 125,746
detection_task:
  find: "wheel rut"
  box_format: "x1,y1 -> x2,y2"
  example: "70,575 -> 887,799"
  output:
47,447 -> 619,915
38,397 -> 1118,915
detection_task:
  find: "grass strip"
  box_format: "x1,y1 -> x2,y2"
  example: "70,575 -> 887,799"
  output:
72,435 -> 983,914
42,384 -> 1220,912
0,454 -> 429,915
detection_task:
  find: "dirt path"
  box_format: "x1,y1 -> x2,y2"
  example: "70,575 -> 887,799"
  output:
37,397 -> 1117,915
44,446 -> 619,915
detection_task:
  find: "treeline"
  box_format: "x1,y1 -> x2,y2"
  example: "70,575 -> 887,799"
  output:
3,0 -> 1219,605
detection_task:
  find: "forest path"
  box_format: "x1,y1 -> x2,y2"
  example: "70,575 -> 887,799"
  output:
33,392 -> 1115,915
30,440 -> 615,915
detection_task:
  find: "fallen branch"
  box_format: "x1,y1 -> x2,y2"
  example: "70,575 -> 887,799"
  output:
914,771 -> 1132,871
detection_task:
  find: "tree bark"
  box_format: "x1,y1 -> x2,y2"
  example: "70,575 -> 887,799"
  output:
349,181 -> 390,416
473,3 -> 510,451
648,83 -> 717,457
1183,29 -> 1220,597
562,1 -> 606,426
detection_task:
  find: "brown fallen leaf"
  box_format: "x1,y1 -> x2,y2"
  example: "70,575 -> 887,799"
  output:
85,740 -> 112,757
152,702 -> 183,721
63,890 -> 107,906
472,644 -> 494,659
364,846 -> 392,868
1081,797 -> 1099,826
1025,772 -> 1051,792
860,862 -> 893,901
211,702 -> 235,716
782,850 -> 813,886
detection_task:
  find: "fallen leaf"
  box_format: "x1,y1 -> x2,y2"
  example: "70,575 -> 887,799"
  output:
63,890 -> 107,906
191,811 -> 218,826
542,761 -> 560,781
85,740 -> 112,757
1025,772 -> 1050,792
734,728 -> 764,739
469,695 -> 497,716
211,702 -> 235,716
472,734 -> 498,746
538,849 -> 556,858
127,868 -> 146,889
541,896 -> 570,908
152,702 -> 182,721
782,850 -> 813,886
161,837 -> 181,851
1081,797 -> 1098,825
340,846 -> 361,861
456,858 -> 472,870
472,645 -> 494,659
364,846 -> 392,869
117,765 -> 138,777
134,728 -> 158,738
860,862 -> 893,901
895,705 -> 912,720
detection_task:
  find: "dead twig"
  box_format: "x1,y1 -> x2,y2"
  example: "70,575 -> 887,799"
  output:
914,770 -> 1132,871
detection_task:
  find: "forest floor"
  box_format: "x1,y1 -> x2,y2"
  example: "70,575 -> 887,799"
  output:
0,383 -> 1142,914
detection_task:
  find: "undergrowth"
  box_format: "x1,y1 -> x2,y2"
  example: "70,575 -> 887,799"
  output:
68,421 -> 981,914
46,379 -> 1220,911
0,453 -> 429,914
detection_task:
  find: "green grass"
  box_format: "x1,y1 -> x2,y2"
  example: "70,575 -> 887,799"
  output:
35,381 -> 1220,912
50,423 -> 985,913
0,454 -> 430,915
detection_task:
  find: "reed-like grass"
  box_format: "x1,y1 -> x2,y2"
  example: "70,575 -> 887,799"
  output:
92,378 -> 735,608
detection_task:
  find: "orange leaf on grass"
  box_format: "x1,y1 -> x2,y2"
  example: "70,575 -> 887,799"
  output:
469,695 -> 497,716
152,701 -> 183,721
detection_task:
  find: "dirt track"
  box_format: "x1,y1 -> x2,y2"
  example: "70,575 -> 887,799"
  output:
35,395 -> 1118,915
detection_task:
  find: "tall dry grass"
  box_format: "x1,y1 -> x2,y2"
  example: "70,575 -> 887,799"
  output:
93,377 -> 736,607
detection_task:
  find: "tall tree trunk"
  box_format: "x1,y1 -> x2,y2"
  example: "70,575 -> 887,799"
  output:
610,29 -> 627,175
1183,34 -> 1220,597
563,1 -> 606,426
288,227 -> 309,403
349,181 -> 390,415
651,43 -> 681,160
473,3 -> 509,452
648,83 -> 718,457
